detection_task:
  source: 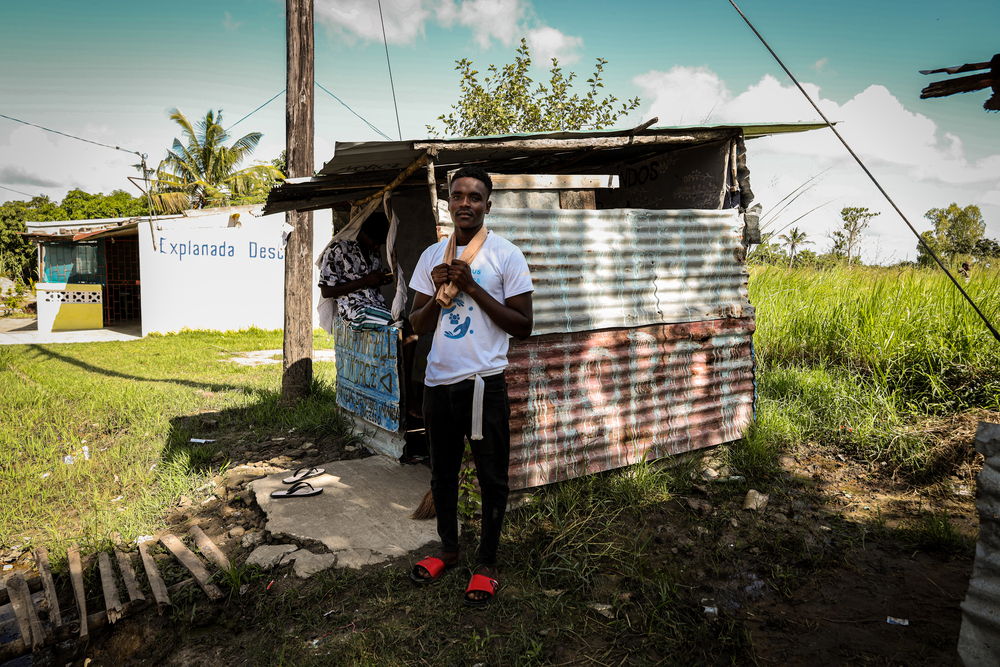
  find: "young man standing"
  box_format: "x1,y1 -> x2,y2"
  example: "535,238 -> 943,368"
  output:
407,166 -> 533,607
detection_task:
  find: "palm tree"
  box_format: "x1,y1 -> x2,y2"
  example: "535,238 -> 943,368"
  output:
151,109 -> 284,213
779,227 -> 813,267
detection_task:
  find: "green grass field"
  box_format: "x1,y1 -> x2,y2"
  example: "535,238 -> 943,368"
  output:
733,265 -> 1000,482
1,265 -> 993,663
0,329 -> 342,557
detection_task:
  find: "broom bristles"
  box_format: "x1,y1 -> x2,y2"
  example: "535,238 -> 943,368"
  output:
411,488 -> 435,520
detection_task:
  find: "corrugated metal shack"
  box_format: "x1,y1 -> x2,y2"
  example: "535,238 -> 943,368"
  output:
264,123 -> 825,490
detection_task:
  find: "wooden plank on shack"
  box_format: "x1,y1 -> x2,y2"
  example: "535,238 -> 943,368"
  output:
97,553 -> 123,623
189,526 -> 231,571
491,174 -> 618,190
114,549 -> 145,603
66,546 -> 88,640
4,573 -> 45,649
159,534 -> 223,601
34,547 -> 62,628
137,541 -> 171,609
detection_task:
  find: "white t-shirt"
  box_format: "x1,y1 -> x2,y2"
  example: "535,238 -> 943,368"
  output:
410,231 -> 533,387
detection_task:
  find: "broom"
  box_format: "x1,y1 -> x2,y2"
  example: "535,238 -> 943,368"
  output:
411,488 -> 435,519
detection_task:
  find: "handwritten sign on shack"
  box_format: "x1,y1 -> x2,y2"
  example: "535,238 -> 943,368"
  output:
334,318 -> 401,432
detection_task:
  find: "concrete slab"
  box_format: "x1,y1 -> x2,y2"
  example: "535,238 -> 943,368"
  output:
223,348 -> 336,366
0,320 -> 142,345
253,457 -> 437,569
246,544 -> 298,569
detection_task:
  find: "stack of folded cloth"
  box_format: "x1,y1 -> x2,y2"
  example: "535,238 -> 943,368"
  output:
351,305 -> 392,330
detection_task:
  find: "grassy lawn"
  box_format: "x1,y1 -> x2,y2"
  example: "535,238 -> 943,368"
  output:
0,329 -> 341,558
2,265 -> 996,664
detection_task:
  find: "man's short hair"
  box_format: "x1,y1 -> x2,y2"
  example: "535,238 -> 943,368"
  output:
361,211 -> 390,243
450,166 -> 493,196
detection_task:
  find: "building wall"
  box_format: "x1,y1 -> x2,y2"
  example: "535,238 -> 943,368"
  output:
139,210 -> 332,335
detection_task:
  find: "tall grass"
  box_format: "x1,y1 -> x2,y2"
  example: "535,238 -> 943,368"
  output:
730,265 -> 1000,482
751,265 -> 1000,411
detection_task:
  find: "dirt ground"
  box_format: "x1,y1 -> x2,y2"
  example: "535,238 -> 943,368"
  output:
6,416 -> 984,666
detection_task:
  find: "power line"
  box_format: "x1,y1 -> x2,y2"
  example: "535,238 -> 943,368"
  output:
377,0 -> 403,140
0,184 -> 40,198
315,82 -> 392,140
727,0 -> 1000,344
0,112 -> 145,158
226,89 -> 286,132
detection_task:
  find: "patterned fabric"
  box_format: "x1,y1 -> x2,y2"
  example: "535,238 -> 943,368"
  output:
318,240 -> 388,323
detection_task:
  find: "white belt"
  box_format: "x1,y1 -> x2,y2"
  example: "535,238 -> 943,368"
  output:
468,369 -> 503,441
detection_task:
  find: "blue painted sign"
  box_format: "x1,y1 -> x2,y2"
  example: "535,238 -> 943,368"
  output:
334,318 -> 401,431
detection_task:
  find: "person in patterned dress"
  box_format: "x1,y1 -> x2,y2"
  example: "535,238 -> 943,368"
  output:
318,212 -> 392,323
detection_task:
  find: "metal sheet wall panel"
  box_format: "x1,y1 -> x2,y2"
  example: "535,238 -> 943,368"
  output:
506,317 -> 755,490
486,208 -> 751,336
334,319 -> 403,432
959,422 -> 1000,666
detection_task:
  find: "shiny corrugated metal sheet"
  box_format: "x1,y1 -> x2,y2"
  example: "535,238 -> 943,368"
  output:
959,422 -> 1000,665
487,208 -> 751,336
506,317 -> 755,490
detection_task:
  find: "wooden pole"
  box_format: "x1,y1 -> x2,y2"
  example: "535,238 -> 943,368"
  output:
281,0 -> 315,402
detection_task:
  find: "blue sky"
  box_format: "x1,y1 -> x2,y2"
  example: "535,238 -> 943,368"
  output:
2,0 -> 998,262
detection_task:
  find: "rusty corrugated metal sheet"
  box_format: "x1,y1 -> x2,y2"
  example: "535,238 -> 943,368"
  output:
959,422 -> 1000,665
487,208 -> 751,336
506,317 -> 755,490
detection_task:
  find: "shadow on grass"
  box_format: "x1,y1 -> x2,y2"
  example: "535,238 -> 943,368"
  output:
159,378 -> 368,477
28,344 -> 260,394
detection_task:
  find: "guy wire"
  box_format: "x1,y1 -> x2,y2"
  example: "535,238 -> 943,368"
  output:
726,0 -> 1000,343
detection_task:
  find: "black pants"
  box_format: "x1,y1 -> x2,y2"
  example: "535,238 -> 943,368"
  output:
423,373 -> 510,565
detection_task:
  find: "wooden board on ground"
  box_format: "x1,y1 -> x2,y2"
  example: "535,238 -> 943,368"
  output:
159,534 -> 223,601
189,525 -> 231,571
67,546 -> 88,640
137,541 -> 171,610
4,572 -> 45,649
97,553 -> 123,623
34,547 -> 61,628
114,549 -> 145,603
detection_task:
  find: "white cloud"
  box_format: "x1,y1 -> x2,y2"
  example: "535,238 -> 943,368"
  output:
316,0 -> 430,45
813,57 -> 829,71
316,0 -> 582,61
527,26 -> 583,64
633,65 -> 1000,261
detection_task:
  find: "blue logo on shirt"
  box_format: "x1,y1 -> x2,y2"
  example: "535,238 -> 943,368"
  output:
441,295 -> 475,339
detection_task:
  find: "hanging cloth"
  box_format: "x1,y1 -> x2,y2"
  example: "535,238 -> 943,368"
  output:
434,226 -> 489,308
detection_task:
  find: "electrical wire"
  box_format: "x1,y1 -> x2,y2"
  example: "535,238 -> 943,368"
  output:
377,0 -> 403,140
0,112 -> 145,158
0,184 -> 40,198
315,82 -> 392,140
226,89 -> 286,132
727,0 -> 1000,344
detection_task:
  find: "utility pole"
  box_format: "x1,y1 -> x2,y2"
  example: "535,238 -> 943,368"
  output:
281,0 -> 315,402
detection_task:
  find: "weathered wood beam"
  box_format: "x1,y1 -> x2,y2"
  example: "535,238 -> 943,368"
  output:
189,526 -> 230,571
4,572 -> 46,649
114,549 -> 145,603
414,134 -> 709,153
97,552 -> 123,624
33,548 -> 61,628
159,534 -> 223,601
138,541 -> 171,610
66,546 -> 88,640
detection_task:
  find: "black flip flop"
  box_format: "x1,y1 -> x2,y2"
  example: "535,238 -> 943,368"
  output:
282,466 -> 326,484
270,480 -> 323,498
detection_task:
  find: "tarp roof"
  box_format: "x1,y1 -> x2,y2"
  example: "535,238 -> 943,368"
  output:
264,122 -> 828,214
